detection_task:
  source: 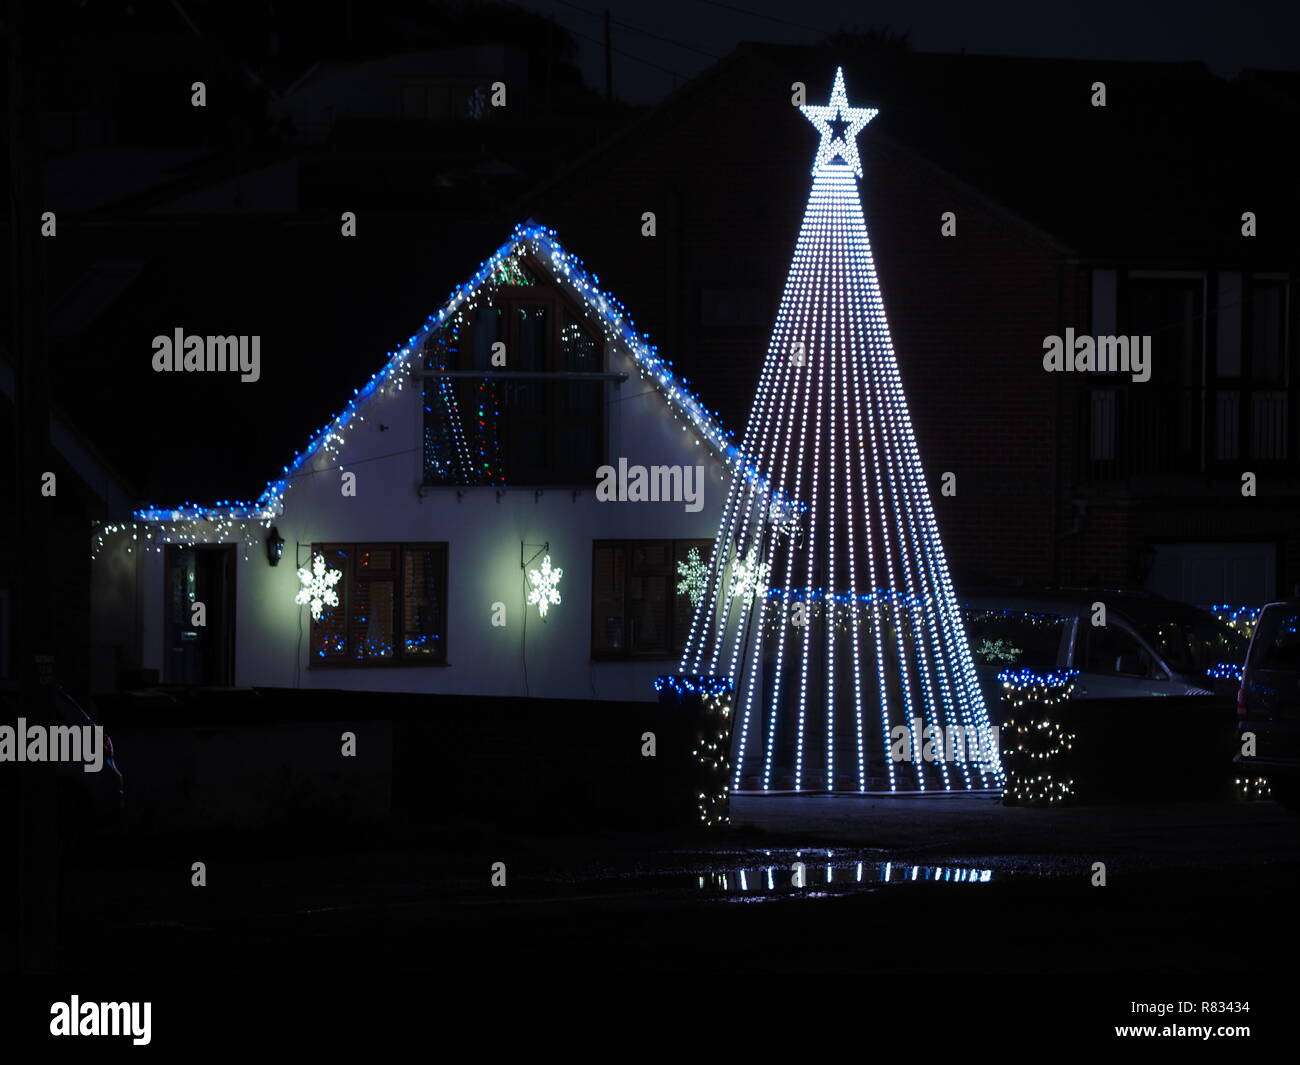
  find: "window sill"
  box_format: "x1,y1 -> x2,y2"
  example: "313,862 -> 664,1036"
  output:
591,654 -> 685,663
309,660 -> 452,669
420,481 -> 601,490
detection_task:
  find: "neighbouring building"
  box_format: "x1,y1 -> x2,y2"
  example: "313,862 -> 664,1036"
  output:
529,43 -> 1300,606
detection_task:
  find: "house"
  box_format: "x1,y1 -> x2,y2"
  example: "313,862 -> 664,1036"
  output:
0,355 -> 138,697
91,224 -> 756,701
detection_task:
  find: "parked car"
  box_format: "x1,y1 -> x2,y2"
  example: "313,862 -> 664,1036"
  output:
960,587 -> 1247,716
1234,601 -> 1300,809
1,686 -> 125,851
53,686 -> 125,842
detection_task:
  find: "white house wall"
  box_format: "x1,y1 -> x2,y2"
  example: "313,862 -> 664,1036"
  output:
141,337 -> 734,702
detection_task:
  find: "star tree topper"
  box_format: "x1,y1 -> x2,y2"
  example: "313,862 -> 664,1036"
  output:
799,66 -> 877,177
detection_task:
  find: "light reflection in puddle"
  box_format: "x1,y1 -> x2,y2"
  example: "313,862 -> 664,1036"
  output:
694,849 -> 993,898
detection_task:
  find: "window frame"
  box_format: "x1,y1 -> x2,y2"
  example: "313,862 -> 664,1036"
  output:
422,255 -> 608,487
307,541 -> 450,668
590,538 -> 713,661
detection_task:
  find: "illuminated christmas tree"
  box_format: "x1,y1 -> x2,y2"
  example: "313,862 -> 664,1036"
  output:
678,68 -> 1002,793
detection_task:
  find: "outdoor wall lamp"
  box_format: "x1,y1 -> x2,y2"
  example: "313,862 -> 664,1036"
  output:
266,526 -> 286,566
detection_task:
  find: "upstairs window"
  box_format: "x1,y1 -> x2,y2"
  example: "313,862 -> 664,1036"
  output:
422,258 -> 606,485
1213,276 -> 1290,463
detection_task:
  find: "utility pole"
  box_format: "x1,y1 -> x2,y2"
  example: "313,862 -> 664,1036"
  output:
603,8 -> 613,102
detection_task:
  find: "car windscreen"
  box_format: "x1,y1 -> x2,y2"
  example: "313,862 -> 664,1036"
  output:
1131,611 -> 1247,675
1249,607 -> 1300,671
961,607 -> 1066,671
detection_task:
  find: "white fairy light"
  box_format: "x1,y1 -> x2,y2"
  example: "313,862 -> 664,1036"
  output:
526,554 -> 563,618
727,545 -> 770,605
799,65 -> 877,178
94,222 -> 771,564
676,547 -> 709,607
678,68 -> 1002,794
296,553 -> 342,620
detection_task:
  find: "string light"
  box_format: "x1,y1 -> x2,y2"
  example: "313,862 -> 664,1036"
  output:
999,668 -> 1077,806
92,224 -> 773,559
1206,661 -> 1243,682
1235,776 -> 1272,801
678,68 -> 1000,794
656,675 -> 734,826
1202,603 -> 1261,639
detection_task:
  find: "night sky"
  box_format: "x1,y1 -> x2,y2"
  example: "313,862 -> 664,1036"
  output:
520,0 -> 1299,102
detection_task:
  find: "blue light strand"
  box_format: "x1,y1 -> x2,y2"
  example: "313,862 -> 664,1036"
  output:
128,223 -> 766,527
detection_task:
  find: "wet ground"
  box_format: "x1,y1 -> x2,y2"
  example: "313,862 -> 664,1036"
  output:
44,793 -> 1296,979
3,793 -> 1288,1051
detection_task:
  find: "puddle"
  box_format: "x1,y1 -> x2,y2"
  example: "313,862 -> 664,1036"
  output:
536,849 -> 997,902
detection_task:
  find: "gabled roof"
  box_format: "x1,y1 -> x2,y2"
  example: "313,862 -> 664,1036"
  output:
136,222 -> 770,524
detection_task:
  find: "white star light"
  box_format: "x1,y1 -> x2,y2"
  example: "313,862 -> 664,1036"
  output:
527,554 -> 563,618
799,66 -> 877,177
296,553 -> 342,620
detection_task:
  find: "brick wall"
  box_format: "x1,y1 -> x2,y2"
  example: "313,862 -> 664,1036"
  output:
535,57 -> 1069,586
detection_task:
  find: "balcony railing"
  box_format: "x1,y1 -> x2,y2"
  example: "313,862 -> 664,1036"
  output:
1077,383 -> 1292,484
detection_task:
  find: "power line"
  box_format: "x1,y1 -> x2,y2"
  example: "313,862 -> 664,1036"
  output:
552,0 -> 724,59
559,19 -> 688,80
690,0 -> 830,37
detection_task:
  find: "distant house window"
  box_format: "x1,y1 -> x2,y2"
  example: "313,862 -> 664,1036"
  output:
422,258 -> 606,486
1245,278 -> 1288,460
1086,274 -> 1204,478
1211,277 -> 1289,462
308,543 -> 448,666
402,82 -> 488,121
592,540 -> 712,658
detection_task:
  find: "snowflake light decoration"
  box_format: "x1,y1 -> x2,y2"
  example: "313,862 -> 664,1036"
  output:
296,553 -> 342,620
527,554 -> 563,618
676,547 -> 708,607
728,545 -> 770,605
977,637 -> 1023,664
767,498 -> 801,539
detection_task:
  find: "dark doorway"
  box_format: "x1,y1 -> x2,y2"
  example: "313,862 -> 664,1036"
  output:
164,545 -> 236,685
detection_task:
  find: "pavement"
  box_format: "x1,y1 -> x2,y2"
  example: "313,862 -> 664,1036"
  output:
36,793 -> 1291,977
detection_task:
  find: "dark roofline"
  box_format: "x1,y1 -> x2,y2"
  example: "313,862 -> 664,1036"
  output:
0,346 -> 141,516
521,40 -> 1075,255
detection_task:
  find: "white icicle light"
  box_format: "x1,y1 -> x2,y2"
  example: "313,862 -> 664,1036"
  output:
678,68 -> 1002,795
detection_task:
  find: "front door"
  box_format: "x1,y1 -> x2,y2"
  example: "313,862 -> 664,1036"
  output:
164,545 -> 235,685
